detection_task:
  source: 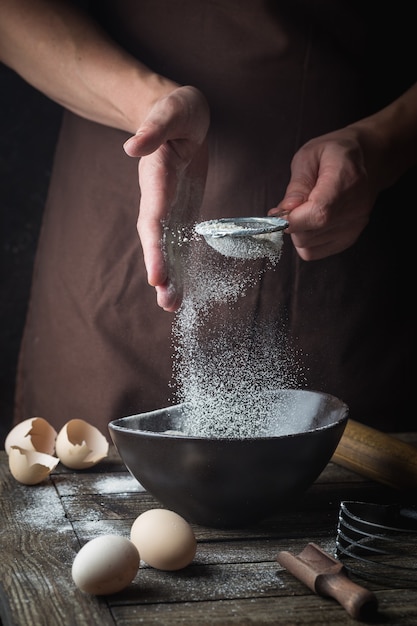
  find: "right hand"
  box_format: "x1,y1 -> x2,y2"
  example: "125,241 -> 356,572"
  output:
124,85 -> 210,312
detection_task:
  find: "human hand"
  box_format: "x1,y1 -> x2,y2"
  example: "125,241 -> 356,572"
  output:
124,85 -> 210,311
268,127 -> 378,261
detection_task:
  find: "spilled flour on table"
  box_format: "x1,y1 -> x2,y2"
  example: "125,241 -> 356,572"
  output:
170,229 -> 306,438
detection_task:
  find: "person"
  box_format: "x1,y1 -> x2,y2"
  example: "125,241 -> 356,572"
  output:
0,0 -> 415,435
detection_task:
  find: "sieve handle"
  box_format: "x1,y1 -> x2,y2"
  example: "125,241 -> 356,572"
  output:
332,419 -> 417,490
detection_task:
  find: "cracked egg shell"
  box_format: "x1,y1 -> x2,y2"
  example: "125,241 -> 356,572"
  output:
5,417 -> 57,456
9,446 -> 59,485
56,419 -> 109,469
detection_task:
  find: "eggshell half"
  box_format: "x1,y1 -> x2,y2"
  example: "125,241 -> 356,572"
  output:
130,509 -> 197,571
5,417 -> 57,456
72,535 -> 140,595
55,419 -> 109,469
8,446 -> 59,485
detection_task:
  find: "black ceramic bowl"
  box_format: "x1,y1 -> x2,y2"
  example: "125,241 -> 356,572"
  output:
108,389 -> 348,528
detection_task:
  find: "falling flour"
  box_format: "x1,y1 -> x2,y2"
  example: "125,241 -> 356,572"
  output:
169,226 -> 306,439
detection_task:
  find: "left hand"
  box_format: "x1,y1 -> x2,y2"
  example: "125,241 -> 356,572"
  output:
124,85 -> 210,311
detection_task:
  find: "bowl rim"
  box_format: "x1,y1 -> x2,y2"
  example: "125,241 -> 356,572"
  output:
108,389 -> 349,442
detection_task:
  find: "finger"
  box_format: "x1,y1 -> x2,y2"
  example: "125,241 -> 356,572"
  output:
156,282 -> 183,313
269,150 -> 319,218
268,191 -> 307,218
292,234 -> 353,261
283,199 -> 326,232
124,86 -> 208,160
290,213 -> 369,260
123,117 -> 175,158
137,212 -> 166,287
137,150 -> 177,287
279,165 -> 343,232
124,128 -> 162,158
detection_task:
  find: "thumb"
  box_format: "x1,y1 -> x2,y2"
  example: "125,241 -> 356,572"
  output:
269,151 -> 319,216
269,172 -> 316,215
268,190 -> 307,217
123,92 -> 182,158
123,121 -> 168,158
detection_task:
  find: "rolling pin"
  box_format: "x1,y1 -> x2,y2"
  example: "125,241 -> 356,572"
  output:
332,419 -> 417,491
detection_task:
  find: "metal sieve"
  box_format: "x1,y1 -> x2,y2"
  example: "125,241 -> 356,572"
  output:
194,216 -> 289,259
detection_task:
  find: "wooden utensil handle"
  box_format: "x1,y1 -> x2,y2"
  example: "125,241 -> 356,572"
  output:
316,572 -> 378,620
332,419 -> 417,490
277,546 -> 378,620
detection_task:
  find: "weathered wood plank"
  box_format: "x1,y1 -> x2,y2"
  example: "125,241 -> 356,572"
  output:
57,475 -> 405,542
0,453 -> 114,626
52,470 -> 144,496
109,589 -> 417,625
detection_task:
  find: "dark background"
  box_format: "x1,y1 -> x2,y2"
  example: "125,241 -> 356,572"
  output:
0,63 -> 63,447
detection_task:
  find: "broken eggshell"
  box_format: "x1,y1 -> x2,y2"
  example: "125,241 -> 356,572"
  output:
8,446 -> 59,485
5,417 -> 57,456
55,419 -> 109,469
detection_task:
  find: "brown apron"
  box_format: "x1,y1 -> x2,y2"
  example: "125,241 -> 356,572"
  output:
15,0 -> 415,432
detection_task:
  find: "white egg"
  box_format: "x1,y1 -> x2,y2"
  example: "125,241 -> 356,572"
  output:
5,417 -> 57,455
8,446 -> 59,485
130,509 -> 197,571
72,535 -> 140,595
55,419 -> 109,469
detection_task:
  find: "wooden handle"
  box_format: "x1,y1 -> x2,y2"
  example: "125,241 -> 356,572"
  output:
332,419 -> 417,490
277,544 -> 378,620
316,572 -> 378,620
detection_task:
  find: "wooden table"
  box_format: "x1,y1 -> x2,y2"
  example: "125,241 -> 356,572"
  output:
1,436 -> 417,626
